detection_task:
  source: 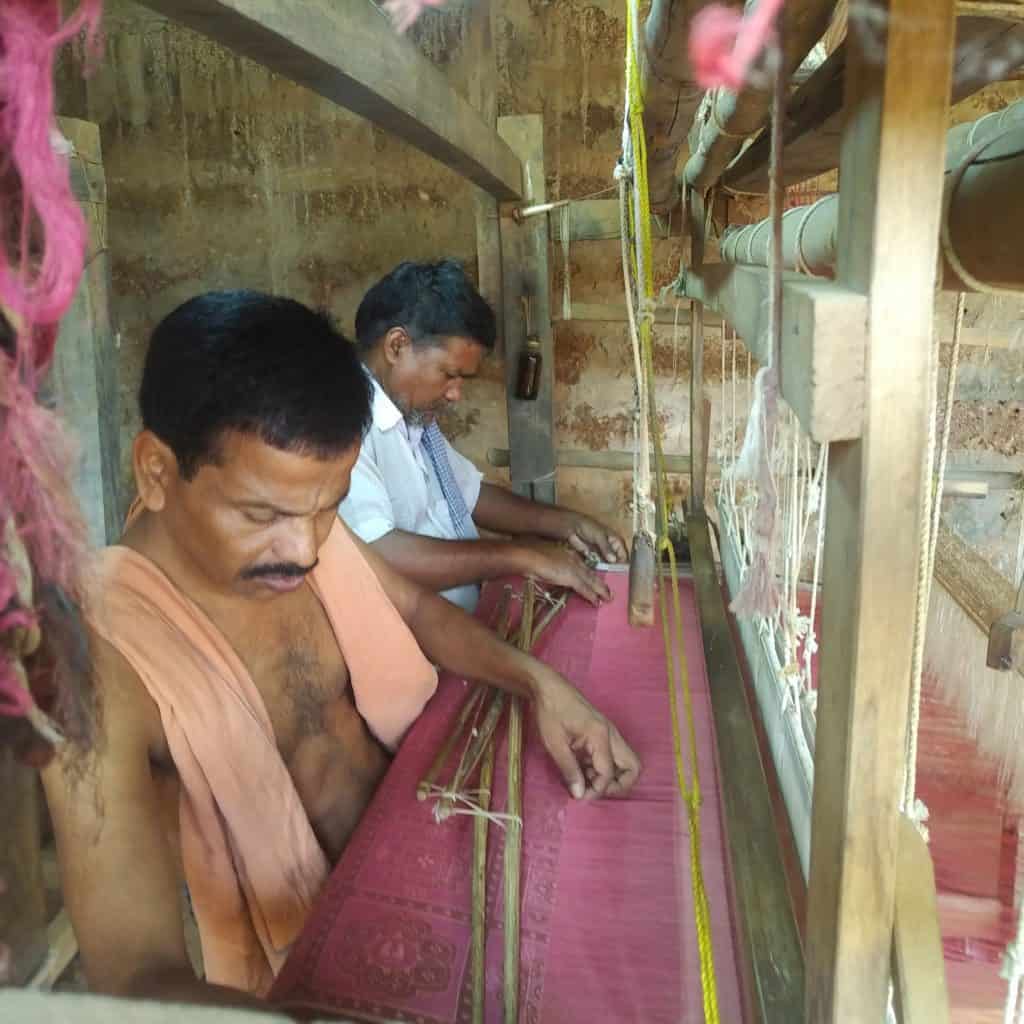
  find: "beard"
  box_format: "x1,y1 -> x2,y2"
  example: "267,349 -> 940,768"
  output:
403,401 -> 448,428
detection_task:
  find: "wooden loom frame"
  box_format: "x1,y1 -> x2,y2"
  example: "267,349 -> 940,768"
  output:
19,0 -> 966,1020
683,1 -> 962,1022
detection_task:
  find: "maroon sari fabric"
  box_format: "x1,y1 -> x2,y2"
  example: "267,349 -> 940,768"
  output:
271,574 -> 743,1023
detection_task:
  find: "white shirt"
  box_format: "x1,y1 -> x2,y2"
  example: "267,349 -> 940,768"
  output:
339,374 -> 483,612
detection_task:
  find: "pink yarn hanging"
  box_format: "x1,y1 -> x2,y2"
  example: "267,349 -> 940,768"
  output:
689,0 -> 785,91
0,0 -> 102,744
382,0 -> 447,35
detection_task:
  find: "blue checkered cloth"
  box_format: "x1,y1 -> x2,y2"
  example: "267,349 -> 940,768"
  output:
420,421 -> 477,540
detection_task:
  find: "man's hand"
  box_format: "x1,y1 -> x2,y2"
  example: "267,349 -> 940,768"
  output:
564,514 -> 628,565
520,540 -> 612,606
532,669 -> 641,799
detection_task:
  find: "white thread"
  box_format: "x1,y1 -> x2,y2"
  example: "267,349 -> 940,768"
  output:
420,784 -> 522,830
561,204 -> 572,322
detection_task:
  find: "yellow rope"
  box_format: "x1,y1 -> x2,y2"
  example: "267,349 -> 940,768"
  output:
625,4 -> 720,1021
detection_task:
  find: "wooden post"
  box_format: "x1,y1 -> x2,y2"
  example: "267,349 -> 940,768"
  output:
687,186 -> 706,514
497,116 -> 555,504
466,0 -> 503,328
0,751 -> 47,986
51,118 -> 121,543
803,2 -> 956,1021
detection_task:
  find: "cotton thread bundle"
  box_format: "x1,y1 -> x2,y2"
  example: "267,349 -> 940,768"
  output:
689,0 -> 786,91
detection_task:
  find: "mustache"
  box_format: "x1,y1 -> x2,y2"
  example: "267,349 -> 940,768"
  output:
240,559 -> 319,581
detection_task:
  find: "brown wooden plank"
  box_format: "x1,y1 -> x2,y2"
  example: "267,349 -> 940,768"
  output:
0,750 -> 47,986
486,447 -> 692,474
804,2 -> 957,1020
688,513 -> 805,1024
497,116 -> 555,503
466,0 -> 504,343
136,0 -> 523,200
727,16 -> 1024,193
688,187 -> 706,513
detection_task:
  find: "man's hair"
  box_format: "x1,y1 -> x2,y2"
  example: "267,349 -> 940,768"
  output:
354,259 -> 497,353
140,290 -> 371,480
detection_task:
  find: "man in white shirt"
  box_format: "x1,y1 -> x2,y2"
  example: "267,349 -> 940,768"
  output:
340,260 -> 627,612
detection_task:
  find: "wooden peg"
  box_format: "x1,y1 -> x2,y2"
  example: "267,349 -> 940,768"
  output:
628,532 -> 656,628
986,576 -> 1024,671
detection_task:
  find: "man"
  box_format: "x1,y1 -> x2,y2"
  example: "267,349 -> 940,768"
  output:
340,260 -> 628,612
41,292 -> 639,1011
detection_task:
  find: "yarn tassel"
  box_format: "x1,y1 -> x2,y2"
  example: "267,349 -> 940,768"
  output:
729,366 -> 781,619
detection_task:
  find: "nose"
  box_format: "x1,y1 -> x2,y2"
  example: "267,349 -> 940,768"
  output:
276,516 -> 319,570
444,379 -> 463,403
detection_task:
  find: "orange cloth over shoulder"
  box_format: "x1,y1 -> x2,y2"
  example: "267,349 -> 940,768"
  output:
85,518 -> 438,994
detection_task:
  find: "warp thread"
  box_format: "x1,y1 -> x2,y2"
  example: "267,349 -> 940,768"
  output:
728,365 -> 781,619
689,0 -> 786,91
0,0 -> 101,748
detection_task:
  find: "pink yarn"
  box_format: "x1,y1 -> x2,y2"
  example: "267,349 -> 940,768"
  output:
0,0 -> 101,735
382,0 -> 446,34
689,0 -> 785,91
0,0 -> 101,369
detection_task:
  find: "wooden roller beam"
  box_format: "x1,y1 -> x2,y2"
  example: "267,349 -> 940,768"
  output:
726,16 -> 1024,193
137,0 -> 524,200
682,264 -> 867,442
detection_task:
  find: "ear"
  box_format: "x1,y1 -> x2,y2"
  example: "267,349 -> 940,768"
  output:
382,326 -> 411,367
132,431 -> 178,513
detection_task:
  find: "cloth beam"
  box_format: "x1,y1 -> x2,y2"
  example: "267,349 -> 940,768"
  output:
270,574 -> 743,1023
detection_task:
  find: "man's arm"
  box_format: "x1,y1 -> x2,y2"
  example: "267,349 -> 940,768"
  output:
352,530 -> 641,799
472,483 -> 628,564
41,635 -> 277,1013
370,529 -> 611,605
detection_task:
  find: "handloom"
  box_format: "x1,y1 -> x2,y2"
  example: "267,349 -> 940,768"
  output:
269,573 -> 744,1023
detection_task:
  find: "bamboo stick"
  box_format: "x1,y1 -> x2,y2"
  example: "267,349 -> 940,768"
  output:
417,587 -> 513,801
503,582 -> 534,1024
530,590 -> 568,648
471,740 -> 495,1024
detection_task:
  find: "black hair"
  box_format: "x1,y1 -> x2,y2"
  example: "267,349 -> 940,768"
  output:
354,259 -> 497,353
139,290 -> 371,480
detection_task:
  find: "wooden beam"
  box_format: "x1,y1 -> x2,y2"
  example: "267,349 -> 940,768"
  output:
0,750 -> 47,986
555,300 -> 694,325
682,264 -> 867,442
51,118 -> 121,545
137,0 -> 523,200
486,447 -> 692,474
726,17 -> 1024,193
466,0 -> 504,356
958,1 -> 1024,19
498,116 -> 555,502
682,0 -> 836,192
804,2 -> 956,1021
548,199 -> 679,242
689,513 -> 805,1024
640,0 -> 712,212
688,187 -> 706,513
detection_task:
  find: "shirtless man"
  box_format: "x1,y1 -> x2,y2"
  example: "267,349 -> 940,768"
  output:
41,292 -> 639,1011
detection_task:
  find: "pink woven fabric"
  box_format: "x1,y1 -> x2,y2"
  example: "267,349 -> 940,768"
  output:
271,574 -> 743,1023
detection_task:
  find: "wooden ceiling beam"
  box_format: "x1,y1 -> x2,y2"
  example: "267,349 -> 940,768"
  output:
136,0 -> 524,200
725,15 -> 1024,192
